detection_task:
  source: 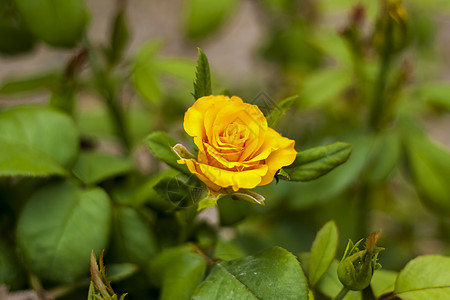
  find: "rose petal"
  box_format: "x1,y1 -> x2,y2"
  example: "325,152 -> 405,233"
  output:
198,162 -> 269,192
184,95 -> 226,139
236,105 -> 268,161
204,96 -> 241,143
244,127 -> 286,163
182,95 -> 297,193
206,97 -> 244,144
203,143 -> 245,169
177,159 -> 222,191
258,131 -> 297,186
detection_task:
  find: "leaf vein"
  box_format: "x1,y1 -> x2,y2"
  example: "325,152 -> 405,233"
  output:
217,263 -> 262,300
396,285 -> 450,295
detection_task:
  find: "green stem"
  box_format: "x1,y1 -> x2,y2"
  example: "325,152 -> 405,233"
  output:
176,205 -> 199,243
369,18 -> 393,132
104,88 -> 131,152
84,36 -> 131,153
333,286 -> 349,300
356,183 -> 371,239
369,55 -> 391,131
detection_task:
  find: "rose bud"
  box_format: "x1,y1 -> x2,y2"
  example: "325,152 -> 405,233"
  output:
337,231 -> 384,291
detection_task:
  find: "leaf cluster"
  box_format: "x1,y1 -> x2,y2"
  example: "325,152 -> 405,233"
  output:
0,0 -> 449,299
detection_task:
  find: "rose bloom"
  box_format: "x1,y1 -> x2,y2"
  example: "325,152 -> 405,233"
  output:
178,95 -> 297,192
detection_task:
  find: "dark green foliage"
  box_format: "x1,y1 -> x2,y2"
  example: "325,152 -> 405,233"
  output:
193,247 -> 308,299
279,142 -> 352,182
0,0 -> 449,298
14,0 -> 88,47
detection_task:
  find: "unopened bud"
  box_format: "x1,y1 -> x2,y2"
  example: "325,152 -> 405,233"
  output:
337,232 -> 384,291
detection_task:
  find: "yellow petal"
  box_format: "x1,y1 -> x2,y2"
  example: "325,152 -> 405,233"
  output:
177,159 -> 222,191
205,96 -> 243,144
194,137 -> 209,164
198,163 -> 269,192
203,143 -> 241,169
241,127 -> 287,164
184,95 -> 226,139
258,130 -> 297,186
236,104 -> 268,161
181,95 -> 297,192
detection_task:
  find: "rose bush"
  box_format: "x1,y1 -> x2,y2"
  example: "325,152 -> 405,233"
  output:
177,95 -> 297,192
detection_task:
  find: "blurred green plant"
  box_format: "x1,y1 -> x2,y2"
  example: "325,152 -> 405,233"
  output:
250,0 -> 450,271
0,0 -> 449,299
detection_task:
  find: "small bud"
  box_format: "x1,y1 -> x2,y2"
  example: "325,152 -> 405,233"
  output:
89,250 -> 128,299
337,232 -> 384,291
372,0 -> 410,55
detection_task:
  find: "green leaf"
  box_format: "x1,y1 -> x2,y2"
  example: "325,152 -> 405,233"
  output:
131,41 -> 162,104
145,131 -> 189,174
217,196 -> 252,226
76,104 -> 154,146
0,4 -> 35,55
0,139 -> 67,177
131,41 -> 195,104
0,106 -> 79,166
153,57 -> 196,81
183,0 -> 238,40
309,220 -> 338,286
72,151 -> 133,185
107,9 -> 130,66
192,48 -> 212,100
0,106 -> 79,177
314,30 -> 353,67
76,105 -> 115,139
365,132 -> 400,183
403,133 -> 450,214
0,239 -> 24,289
193,246 -> 308,299
110,206 -> 158,265
14,0 -> 88,48
49,78 -> 77,114
298,68 -> 351,109
371,269 -> 398,298
214,239 -> 245,261
416,82 -> 450,111
197,194 -> 218,211
111,169 -> 179,210
286,136 -> 371,209
394,255 -> 450,299
261,24 -> 322,70
106,263 -> 139,282
266,95 -> 298,127
16,181 -> 111,282
87,281 -> 97,300
279,142 -> 352,181
148,244 -> 207,300
317,260 -> 361,300
153,172 -> 204,210
0,73 -> 60,95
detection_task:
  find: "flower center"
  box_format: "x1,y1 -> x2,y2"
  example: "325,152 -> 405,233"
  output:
220,123 -> 248,146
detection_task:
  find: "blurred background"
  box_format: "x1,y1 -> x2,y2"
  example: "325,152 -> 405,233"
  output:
1,0 -> 450,298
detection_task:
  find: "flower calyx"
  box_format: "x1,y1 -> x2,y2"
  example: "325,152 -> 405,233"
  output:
337,231 -> 384,291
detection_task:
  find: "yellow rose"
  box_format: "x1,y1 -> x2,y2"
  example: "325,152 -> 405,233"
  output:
178,95 -> 297,192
